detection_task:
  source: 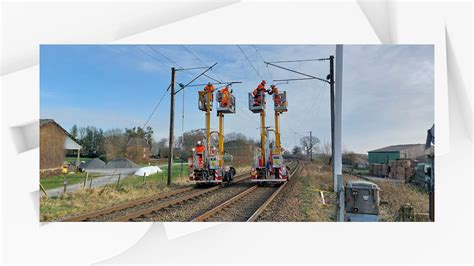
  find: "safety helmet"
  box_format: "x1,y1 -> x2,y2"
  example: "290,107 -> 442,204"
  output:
197,140 -> 202,145
262,80 -> 267,84
207,82 -> 212,86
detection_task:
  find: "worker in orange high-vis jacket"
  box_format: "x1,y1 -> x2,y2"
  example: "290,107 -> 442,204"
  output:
267,84 -> 281,106
219,86 -> 232,107
195,140 -> 205,153
194,140 -> 206,167
204,82 -> 215,101
252,80 -> 267,106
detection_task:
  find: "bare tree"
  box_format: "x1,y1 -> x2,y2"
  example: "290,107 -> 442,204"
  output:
292,146 -> 303,155
300,136 -> 320,158
152,138 -> 168,156
103,129 -> 128,161
342,150 -> 359,166
321,140 -> 332,165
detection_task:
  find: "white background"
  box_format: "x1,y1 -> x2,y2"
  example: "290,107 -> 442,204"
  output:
0,0 -> 472,265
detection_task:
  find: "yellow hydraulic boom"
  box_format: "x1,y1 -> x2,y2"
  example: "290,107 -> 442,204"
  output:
260,109 -> 266,163
274,111 -> 281,154
205,89 -> 212,154
218,113 -> 224,166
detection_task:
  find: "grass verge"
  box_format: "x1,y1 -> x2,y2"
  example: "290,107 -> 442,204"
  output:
41,172 -> 100,190
40,183 -> 187,221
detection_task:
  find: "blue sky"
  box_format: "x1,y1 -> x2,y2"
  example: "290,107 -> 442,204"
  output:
40,44 -> 434,154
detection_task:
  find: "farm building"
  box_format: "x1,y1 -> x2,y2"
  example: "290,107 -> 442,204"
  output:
40,119 -> 81,177
368,144 -> 425,164
126,137 -> 151,164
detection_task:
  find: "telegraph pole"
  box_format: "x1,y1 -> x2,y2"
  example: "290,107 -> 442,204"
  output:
167,67 -> 176,186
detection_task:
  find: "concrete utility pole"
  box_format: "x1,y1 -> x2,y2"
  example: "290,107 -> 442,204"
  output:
329,55 -> 336,190
335,45 -> 344,222
167,67 -> 176,186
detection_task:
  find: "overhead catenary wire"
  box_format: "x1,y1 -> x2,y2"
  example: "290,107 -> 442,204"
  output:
142,83 -> 171,129
179,46 -> 260,128
252,45 -> 274,82
136,46 -> 170,68
237,45 -> 263,80
147,45 -> 221,84
267,58 -> 331,64
312,78 -> 328,121
147,45 -> 184,69
265,61 -> 330,84
181,45 -> 225,83
174,63 -> 218,94
181,46 -> 210,69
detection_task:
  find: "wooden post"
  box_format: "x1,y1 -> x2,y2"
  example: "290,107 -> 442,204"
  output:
83,172 -> 89,188
117,173 -> 121,187
40,183 -> 48,197
143,173 -> 146,185
320,191 -> 326,205
167,67 -> 176,186
89,175 -> 93,188
63,178 -> 68,194
76,148 -> 81,169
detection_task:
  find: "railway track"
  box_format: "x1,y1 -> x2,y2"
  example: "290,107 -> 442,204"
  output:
191,160 -> 300,222
63,161 -> 297,222
62,172 -> 250,222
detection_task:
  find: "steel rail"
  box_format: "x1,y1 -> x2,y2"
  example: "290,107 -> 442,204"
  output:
247,161 -> 300,222
62,172 -> 249,222
191,185 -> 258,222
110,173 -> 251,222
191,161 -> 299,222
62,186 -> 195,222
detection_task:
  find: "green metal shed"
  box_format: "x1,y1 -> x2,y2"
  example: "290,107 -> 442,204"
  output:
368,151 -> 400,164
368,144 -> 425,164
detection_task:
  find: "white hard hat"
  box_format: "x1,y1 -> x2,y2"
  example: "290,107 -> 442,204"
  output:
197,140 -> 202,145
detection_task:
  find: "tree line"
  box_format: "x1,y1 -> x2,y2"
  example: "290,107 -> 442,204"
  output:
68,125 -> 259,162
291,135 -> 362,166
68,125 -> 154,160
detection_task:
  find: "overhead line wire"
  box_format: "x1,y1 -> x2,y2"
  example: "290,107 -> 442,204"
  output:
267,58 -> 331,63
142,83 -> 171,128
237,45 -> 263,80
148,45 -> 221,83
181,45 -> 225,82
136,46 -> 170,68
252,45 -> 274,82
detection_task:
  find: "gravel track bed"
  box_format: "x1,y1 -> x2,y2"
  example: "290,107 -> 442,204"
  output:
130,182 -> 254,222
256,163 -> 305,222
88,189 -> 197,221
205,186 -> 278,222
